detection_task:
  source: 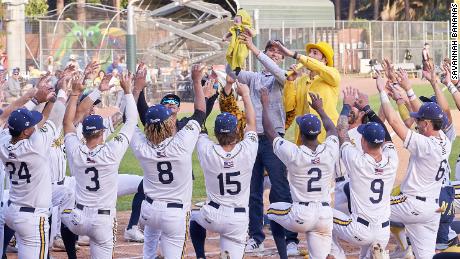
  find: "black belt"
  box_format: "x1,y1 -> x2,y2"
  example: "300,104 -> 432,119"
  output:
76,203 -> 110,215
335,176 -> 346,183
401,192 -> 438,203
7,200 -> 35,213
208,200 -> 245,213
357,217 -> 389,228
54,179 -> 65,185
299,202 -> 329,207
145,196 -> 183,209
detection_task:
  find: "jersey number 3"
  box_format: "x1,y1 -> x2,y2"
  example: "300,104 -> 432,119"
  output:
5,162 -> 31,185
85,167 -> 100,191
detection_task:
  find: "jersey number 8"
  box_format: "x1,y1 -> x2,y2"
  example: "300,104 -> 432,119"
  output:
158,161 -> 173,184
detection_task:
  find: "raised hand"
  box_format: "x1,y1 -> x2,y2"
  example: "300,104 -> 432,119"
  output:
238,31 -> 255,48
382,58 -> 397,82
422,61 -> 437,85
395,68 -> 411,90
203,79 -> 216,98
308,92 -> 323,112
83,61 -> 99,80
236,81 -> 250,97
343,86 -> 356,106
375,71 -> 387,93
120,73 -> 133,94
99,73 -> 113,91
134,63 -> 147,93
441,61 -> 452,85
286,63 -> 299,81
191,63 -> 204,83
355,90 -> 369,110
259,87 -> 269,107
71,74 -> 85,95
271,40 -> 294,57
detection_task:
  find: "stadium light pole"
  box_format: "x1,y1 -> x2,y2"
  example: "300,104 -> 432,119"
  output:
126,0 -> 140,73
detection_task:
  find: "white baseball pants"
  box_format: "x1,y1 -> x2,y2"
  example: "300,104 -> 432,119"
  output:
139,199 -> 189,259
4,203 -> 50,259
268,202 -> 332,259
330,209 -> 390,259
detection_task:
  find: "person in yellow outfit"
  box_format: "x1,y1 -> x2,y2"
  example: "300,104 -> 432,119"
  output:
223,9 -> 256,75
274,41 -> 340,144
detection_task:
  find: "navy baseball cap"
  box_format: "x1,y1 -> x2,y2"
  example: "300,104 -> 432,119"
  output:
8,108 -> 42,132
145,104 -> 172,125
160,94 -> 181,107
215,112 -> 238,134
410,102 -> 444,121
419,95 -> 437,103
79,92 -> 101,105
82,115 -> 106,134
296,114 -> 321,136
357,122 -> 385,144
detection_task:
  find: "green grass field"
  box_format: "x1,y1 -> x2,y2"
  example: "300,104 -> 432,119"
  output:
115,83 -> 460,211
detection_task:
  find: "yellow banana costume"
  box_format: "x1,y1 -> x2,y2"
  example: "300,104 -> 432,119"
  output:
226,9 -> 255,72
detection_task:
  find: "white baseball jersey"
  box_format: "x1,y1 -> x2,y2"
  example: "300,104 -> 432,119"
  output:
49,131 -> 66,183
273,135 -> 340,203
335,127 -> 362,178
341,141 -> 398,223
0,121 -> 57,208
196,131 -> 258,208
441,123 -> 456,185
130,120 -> 201,210
65,94 -> 136,208
400,130 -> 452,199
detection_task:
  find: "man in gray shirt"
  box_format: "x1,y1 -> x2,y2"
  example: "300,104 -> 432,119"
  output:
226,33 -> 298,258
6,68 -> 21,100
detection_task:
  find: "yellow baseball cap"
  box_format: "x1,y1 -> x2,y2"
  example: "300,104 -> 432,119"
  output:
306,42 -> 334,67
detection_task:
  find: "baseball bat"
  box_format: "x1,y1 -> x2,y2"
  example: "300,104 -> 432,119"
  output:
285,63 -> 304,77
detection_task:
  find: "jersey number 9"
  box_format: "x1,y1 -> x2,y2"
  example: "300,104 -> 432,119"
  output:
369,179 -> 384,204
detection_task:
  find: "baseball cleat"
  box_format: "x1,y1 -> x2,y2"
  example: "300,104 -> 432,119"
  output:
287,242 -> 300,256
371,243 -> 390,259
389,245 -> 414,259
77,235 -> 90,246
245,238 -> 265,253
124,225 -> 144,242
52,236 -> 66,252
220,251 -> 230,259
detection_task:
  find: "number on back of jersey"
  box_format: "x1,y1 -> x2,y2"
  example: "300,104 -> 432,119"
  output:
5,162 -> 31,185
218,172 -> 241,195
158,161 -> 174,184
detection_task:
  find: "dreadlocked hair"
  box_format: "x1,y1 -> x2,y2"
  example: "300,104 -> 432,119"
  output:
145,116 -> 176,145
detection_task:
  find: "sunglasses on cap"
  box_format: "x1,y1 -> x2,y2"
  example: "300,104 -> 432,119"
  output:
161,99 -> 179,106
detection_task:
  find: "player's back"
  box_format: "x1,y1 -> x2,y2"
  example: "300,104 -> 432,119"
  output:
0,122 -> 56,208
274,135 -> 340,203
400,130 -> 451,199
65,132 -> 130,208
342,142 -> 398,223
196,131 -> 258,208
131,120 -> 201,210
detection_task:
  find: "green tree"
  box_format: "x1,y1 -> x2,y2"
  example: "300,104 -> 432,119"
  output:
25,0 -> 48,17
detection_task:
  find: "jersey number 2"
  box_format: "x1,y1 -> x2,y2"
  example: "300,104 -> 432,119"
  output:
85,167 -> 100,191
307,168 -> 322,192
218,172 -> 241,195
5,162 -> 31,185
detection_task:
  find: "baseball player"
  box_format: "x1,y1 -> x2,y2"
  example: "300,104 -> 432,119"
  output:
130,63 -> 206,258
327,87 -> 397,259
189,82 -> 257,258
61,73 -> 137,258
0,73 -> 63,258
0,84 -> 56,258
263,90 -> 339,259
376,72 -> 452,259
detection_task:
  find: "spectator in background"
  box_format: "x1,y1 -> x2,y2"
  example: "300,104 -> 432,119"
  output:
119,56 -> 127,72
27,64 -> 42,79
66,54 -> 81,71
6,67 -> 22,101
0,51 -> 7,70
93,70 -> 106,87
109,68 -> 122,107
107,59 -> 122,74
422,43 -> 431,73
46,56 -> 55,73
